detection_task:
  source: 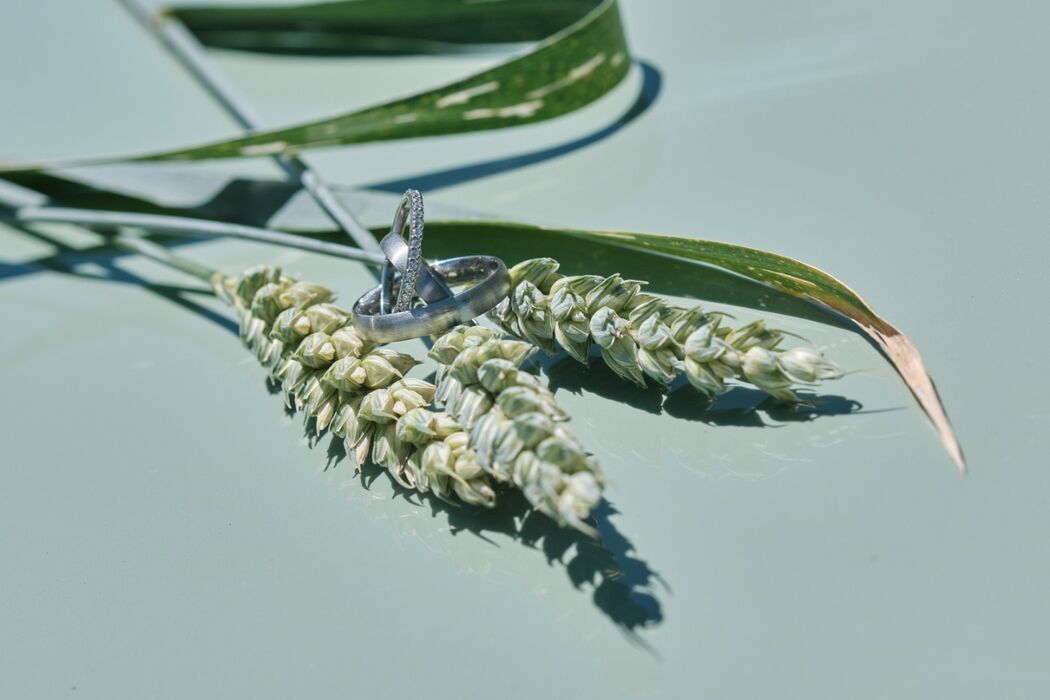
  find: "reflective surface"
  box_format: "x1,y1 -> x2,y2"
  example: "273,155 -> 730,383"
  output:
2,1 -> 1049,697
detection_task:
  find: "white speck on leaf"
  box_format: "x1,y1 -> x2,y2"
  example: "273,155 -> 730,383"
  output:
527,53 -> 606,99
436,81 -> 500,108
463,100 -> 544,120
239,141 -> 287,156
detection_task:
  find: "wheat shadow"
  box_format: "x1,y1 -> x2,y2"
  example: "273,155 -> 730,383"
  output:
279,385 -> 666,640
422,484 -> 667,641
542,352 -> 865,426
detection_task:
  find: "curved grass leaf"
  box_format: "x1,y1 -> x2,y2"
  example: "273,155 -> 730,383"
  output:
420,221 -> 966,473
1,0 -> 630,171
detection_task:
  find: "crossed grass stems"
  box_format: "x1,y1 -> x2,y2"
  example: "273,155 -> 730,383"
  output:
0,4 -> 845,631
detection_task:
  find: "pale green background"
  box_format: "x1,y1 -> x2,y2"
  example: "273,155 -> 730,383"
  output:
2,1 -> 1048,698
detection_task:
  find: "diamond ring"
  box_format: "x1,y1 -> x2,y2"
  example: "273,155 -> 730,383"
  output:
378,189 -> 454,313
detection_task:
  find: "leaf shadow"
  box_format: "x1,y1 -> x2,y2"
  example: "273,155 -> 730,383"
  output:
365,60 -> 664,194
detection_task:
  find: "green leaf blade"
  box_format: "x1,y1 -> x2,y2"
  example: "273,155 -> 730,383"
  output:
171,0 -> 605,53
1,0 -> 631,171
152,0 -> 629,161
424,220 -> 966,473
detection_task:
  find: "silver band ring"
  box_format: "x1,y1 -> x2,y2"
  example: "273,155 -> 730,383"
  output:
352,255 -> 510,344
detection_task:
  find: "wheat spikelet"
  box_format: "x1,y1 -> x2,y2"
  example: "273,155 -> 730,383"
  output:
489,258 -> 843,401
217,266 -> 497,508
429,326 -> 604,536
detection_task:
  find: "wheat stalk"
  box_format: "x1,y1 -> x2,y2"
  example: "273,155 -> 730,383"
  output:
489,258 -> 843,402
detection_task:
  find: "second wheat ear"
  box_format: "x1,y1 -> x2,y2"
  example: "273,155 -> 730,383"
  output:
491,258 -> 843,401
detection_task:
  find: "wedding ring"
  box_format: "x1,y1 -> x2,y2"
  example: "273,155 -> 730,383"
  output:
380,229 -> 459,307
378,189 -> 454,312
352,255 -> 510,344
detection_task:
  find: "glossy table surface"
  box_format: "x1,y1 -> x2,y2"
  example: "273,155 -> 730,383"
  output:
1,1 -> 1048,697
